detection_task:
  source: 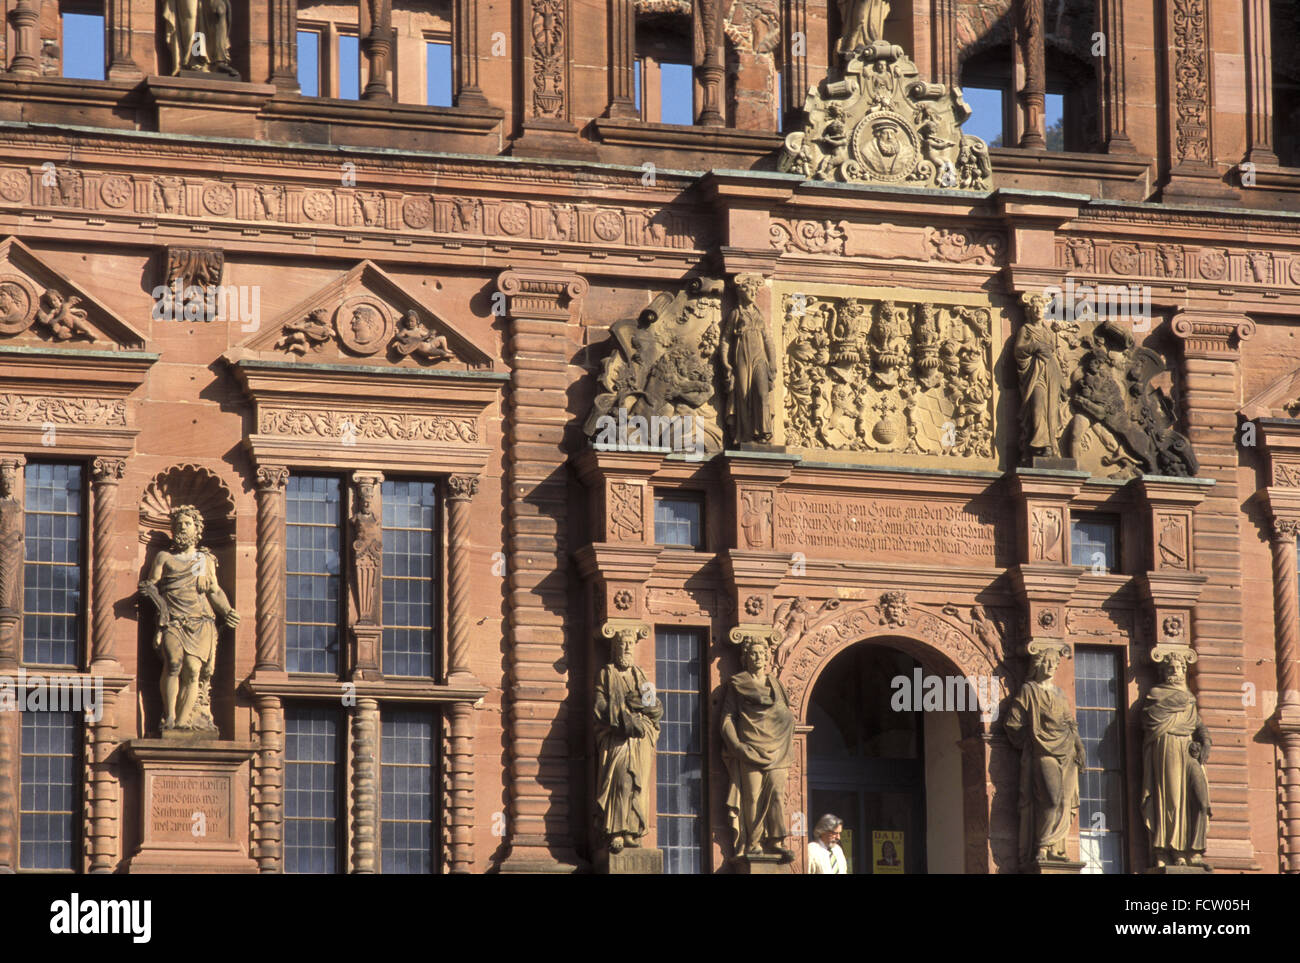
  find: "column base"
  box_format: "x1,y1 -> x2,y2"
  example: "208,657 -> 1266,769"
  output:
730,852 -> 795,874
595,846 -> 662,874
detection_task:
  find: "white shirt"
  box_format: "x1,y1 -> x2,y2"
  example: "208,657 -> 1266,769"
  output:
808,839 -> 846,874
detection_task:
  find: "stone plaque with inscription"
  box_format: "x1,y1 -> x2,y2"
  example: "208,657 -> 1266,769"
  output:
124,739 -> 257,873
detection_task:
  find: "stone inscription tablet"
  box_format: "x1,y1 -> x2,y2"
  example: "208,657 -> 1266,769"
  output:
773,493 -> 1012,564
148,773 -> 233,842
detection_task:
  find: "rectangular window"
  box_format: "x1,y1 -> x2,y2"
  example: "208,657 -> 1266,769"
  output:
285,476 -> 342,676
961,86 -> 1005,147
659,62 -> 694,125
283,706 -> 342,874
656,628 -> 703,874
19,710 -> 79,871
61,11 -> 106,81
338,33 -> 361,100
380,709 -> 437,873
633,58 -> 643,113
654,493 -> 703,549
1075,647 -> 1126,874
1045,91 -> 1065,151
1070,513 -> 1120,572
297,29 -> 322,96
381,480 -> 438,678
426,40 -> 453,107
23,463 -> 83,668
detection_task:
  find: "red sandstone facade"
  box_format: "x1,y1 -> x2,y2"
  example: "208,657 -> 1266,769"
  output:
0,0 -> 1296,874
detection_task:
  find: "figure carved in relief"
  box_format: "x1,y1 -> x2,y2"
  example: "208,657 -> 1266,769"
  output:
1141,652 -> 1212,868
139,505 -> 239,733
391,309 -> 452,361
276,308 -> 333,356
1004,645 -> 1086,866
722,275 -> 776,445
722,638 -> 795,861
0,461 -> 23,615
594,625 -> 662,853
351,479 -> 382,624
162,0 -> 238,77
36,290 -> 93,341
1014,294 -> 1067,460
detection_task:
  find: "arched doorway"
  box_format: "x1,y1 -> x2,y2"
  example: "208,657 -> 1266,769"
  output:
806,642 -> 965,874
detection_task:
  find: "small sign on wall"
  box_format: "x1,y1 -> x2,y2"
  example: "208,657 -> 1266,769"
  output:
873,830 -> 904,874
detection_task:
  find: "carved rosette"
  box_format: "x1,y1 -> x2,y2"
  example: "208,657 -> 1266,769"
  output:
255,465 -> 289,672
351,698 -> 379,873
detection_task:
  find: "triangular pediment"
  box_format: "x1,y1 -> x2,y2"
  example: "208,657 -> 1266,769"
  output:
237,260 -> 493,370
0,236 -> 148,350
1242,365 -> 1300,420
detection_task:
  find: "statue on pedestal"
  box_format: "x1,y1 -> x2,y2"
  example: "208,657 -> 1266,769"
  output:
139,505 -> 239,734
594,623 -> 661,853
721,635 -> 794,861
721,274 -> 777,445
1141,650 -> 1212,868
837,0 -> 891,55
1003,643 -> 1086,866
162,0 -> 239,78
1014,293 -> 1067,460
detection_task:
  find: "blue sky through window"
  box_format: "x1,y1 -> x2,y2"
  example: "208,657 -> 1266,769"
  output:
961,87 -> 1003,145
339,34 -> 360,100
660,62 -> 693,125
427,41 -> 452,107
62,13 -> 105,81
297,30 -> 321,96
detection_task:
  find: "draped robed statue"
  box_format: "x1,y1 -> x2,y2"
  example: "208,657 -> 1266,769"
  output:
837,0 -> 891,55
162,0 -> 239,77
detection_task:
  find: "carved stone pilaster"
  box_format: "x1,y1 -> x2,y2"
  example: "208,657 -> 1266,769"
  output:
268,0 -> 299,91
106,0 -> 142,79
1168,0 -> 1212,167
528,0 -> 569,121
1099,0 -> 1136,152
0,457 -> 25,671
0,712 -> 14,872
1171,314 -> 1256,361
252,694 -> 284,872
447,701 -> 475,872
1015,0 -> 1047,150
87,686 -> 127,873
350,698 -> 379,873
1244,0 -> 1279,165
606,0 -> 638,119
455,0 -> 487,104
5,0 -> 40,75
254,465 -> 289,673
1268,517 -> 1300,710
360,0 -> 394,101
931,0 -> 958,88
349,471 -> 383,680
446,474 -> 479,682
91,458 -> 126,668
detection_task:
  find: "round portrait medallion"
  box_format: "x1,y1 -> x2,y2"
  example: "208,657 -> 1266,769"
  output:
335,296 -> 393,355
0,275 -> 37,334
850,111 -> 921,183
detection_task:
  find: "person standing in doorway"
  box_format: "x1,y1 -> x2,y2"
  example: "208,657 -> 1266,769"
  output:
808,814 -> 847,874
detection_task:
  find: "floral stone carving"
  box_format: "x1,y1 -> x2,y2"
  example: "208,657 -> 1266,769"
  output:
782,293 -> 994,458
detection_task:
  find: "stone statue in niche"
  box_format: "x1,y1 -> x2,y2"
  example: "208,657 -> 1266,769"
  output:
1003,644 -> 1086,867
584,277 -> 726,454
138,505 -> 239,734
162,0 -> 239,77
594,623 -> 661,853
721,637 -> 795,861
721,274 -> 776,445
1014,293 -> 1068,461
1141,650 -> 1212,869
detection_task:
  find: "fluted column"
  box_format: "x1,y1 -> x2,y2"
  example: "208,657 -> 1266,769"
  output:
1015,0 -> 1046,149
255,466 -> 289,673
269,0 -> 299,91
1269,518 -> 1300,871
1244,0 -> 1279,165
360,0 -> 394,102
253,694 -> 285,872
454,0 -> 487,104
91,458 -> 126,669
1099,0 -> 1135,152
350,698 -> 379,873
931,0 -> 958,88
0,457 -> 25,671
446,474 -> 479,682
606,0 -> 638,119
6,0 -> 40,75
87,690 -> 122,873
106,0 -> 142,80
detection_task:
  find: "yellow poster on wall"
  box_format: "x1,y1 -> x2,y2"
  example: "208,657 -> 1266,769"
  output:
872,831 -> 904,874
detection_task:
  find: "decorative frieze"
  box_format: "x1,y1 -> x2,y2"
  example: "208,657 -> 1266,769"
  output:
0,394 -> 126,427
258,407 -> 479,443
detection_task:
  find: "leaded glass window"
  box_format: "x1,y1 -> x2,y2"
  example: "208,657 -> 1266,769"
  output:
380,709 -> 436,874
23,462 -> 83,668
283,706 -> 342,874
1076,646 -> 1127,874
286,475 -> 342,675
656,628 -> 704,874
654,493 -> 703,549
1070,513 -> 1120,573
381,480 -> 438,678
19,710 -> 79,871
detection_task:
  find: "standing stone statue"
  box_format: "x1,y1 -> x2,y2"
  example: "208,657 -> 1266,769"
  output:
721,274 -> 777,445
837,0 -> 890,54
594,624 -> 662,853
162,0 -> 239,77
1003,644 -> 1086,866
721,637 -> 794,860
1014,293 -> 1067,460
1141,651 -> 1212,868
0,460 -> 23,614
139,505 -> 240,733
351,478 -> 382,624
